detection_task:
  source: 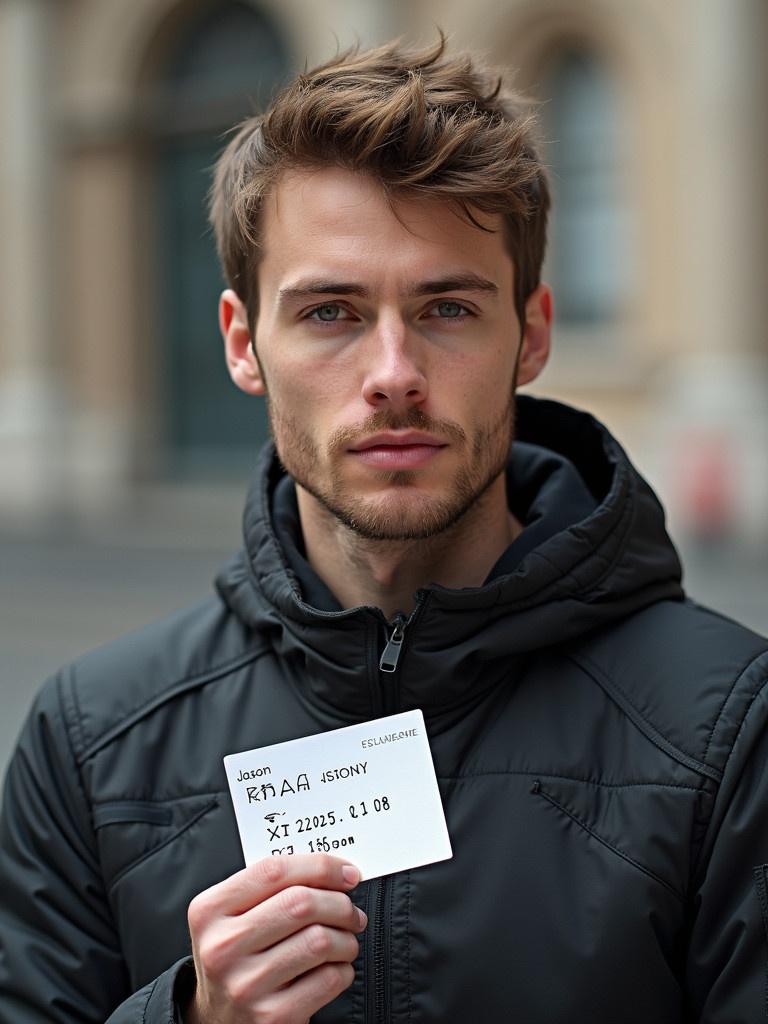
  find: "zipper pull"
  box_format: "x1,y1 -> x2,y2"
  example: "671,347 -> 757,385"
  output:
379,614 -> 407,673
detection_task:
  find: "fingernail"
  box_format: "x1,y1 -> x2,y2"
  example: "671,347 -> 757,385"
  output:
356,907 -> 368,931
342,864 -> 360,887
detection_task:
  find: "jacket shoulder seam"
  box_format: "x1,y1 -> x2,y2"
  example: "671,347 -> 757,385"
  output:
77,644 -> 270,763
55,675 -> 101,864
713,666 -> 768,788
59,665 -> 87,760
702,649 -> 768,763
566,651 -> 722,783
690,664 -> 768,882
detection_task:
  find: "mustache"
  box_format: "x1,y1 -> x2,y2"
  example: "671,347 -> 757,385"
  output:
326,408 -> 467,454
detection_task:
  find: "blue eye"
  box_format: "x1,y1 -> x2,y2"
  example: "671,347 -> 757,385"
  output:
310,303 -> 345,322
433,301 -> 468,318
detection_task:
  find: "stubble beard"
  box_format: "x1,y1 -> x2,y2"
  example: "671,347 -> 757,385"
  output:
266,395 -> 517,543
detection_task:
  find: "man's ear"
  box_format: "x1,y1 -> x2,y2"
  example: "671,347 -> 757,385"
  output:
220,289 -> 265,396
516,283 -> 553,387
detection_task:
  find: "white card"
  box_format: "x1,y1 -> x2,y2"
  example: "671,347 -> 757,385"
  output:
224,709 -> 452,881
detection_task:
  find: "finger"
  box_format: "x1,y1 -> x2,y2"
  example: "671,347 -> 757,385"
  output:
194,889 -> 366,975
243,886 -> 367,953
256,962 -> 356,1024
232,926 -> 359,1003
189,854 -> 360,923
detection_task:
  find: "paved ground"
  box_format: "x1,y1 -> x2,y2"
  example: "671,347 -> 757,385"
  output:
1,521 -> 766,787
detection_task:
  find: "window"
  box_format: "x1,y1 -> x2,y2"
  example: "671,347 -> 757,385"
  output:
541,48 -> 631,329
153,2 -> 289,477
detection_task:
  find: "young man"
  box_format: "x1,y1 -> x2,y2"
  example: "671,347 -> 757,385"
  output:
2,37 -> 768,1024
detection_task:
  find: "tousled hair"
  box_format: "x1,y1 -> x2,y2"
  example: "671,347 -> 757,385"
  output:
209,34 -> 550,329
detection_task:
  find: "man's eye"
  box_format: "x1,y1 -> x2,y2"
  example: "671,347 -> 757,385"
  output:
307,303 -> 350,322
430,301 -> 470,318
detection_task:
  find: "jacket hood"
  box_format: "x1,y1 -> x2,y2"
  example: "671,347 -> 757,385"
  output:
215,395 -> 684,720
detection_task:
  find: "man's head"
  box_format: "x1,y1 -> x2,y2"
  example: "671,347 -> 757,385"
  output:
210,37 -> 553,542
210,34 -> 551,333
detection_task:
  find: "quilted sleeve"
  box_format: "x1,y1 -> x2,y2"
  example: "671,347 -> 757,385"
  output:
0,675 -> 187,1024
684,656 -> 768,1021
103,960 -> 194,1023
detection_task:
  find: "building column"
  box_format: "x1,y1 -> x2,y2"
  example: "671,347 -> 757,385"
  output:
0,0 -> 65,524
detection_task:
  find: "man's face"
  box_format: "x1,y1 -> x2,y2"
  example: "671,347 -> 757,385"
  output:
233,167 -> 549,541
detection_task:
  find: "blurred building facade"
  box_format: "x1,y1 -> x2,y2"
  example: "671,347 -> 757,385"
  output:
1,0 -> 767,545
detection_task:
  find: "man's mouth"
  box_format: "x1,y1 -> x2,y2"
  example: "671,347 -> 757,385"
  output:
348,432 -> 447,469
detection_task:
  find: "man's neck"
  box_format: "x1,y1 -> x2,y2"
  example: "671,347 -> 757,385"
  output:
296,476 -> 522,620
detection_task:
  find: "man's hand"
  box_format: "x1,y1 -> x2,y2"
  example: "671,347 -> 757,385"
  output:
184,854 -> 366,1024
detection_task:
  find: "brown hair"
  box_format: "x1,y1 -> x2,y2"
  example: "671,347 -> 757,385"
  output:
209,34 -> 550,329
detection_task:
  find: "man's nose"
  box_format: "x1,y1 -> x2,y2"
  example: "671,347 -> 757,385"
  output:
360,315 -> 428,409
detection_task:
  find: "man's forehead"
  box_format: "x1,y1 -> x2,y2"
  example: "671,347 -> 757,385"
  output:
259,166 -> 513,292
266,166 -> 500,234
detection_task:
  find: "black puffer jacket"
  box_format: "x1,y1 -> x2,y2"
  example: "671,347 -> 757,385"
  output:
2,396 -> 768,1023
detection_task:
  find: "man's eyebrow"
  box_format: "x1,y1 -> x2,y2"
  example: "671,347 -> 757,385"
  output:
277,274 -> 499,306
409,274 -> 499,297
277,281 -> 369,305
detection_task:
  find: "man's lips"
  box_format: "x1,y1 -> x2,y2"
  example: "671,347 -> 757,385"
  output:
348,433 -> 447,469
350,432 -> 446,451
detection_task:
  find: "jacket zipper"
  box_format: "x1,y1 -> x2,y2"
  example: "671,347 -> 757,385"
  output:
378,612 -> 408,674
367,607 -> 417,1022
366,875 -> 391,1024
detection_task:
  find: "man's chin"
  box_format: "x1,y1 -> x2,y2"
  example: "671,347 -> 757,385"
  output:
319,489 -> 477,542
